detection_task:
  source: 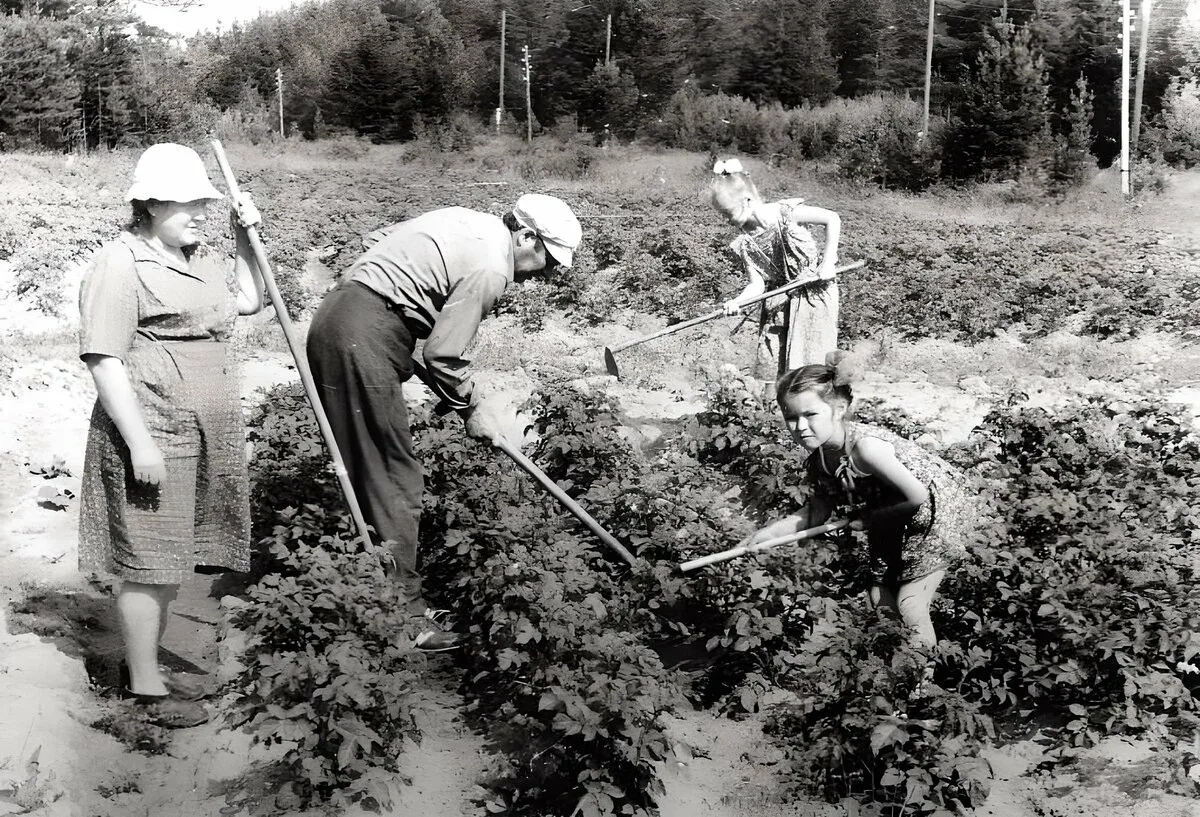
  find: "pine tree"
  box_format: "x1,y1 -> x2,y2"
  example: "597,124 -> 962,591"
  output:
0,14 -> 82,150
576,61 -> 641,141
1049,73 -> 1096,191
732,0 -> 838,106
829,0 -> 901,97
945,13 -> 1052,180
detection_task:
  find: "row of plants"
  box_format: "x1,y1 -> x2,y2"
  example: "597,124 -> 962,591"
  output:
686,373 -> 1200,808
230,368 -> 1200,814
517,197 -> 1198,344
4,144 -> 1192,347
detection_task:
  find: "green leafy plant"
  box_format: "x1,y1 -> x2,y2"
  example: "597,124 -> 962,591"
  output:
225,504 -> 423,814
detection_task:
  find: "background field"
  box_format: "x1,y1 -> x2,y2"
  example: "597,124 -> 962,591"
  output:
0,138 -> 1199,817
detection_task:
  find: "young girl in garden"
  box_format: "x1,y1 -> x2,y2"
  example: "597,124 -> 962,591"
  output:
743,357 -> 972,650
709,158 -> 842,378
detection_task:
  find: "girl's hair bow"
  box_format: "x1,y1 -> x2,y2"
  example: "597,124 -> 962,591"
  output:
713,157 -> 744,175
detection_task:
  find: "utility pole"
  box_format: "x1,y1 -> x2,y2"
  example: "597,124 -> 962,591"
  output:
1132,0 -> 1153,155
1120,0 -> 1131,197
921,0 -> 935,139
605,13 -> 611,65
276,68 -> 284,138
497,9 -> 506,132
523,45 -> 532,143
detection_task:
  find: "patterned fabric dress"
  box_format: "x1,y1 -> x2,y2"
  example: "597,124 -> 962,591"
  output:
78,231 -> 250,584
728,198 -> 838,377
805,422 -> 973,586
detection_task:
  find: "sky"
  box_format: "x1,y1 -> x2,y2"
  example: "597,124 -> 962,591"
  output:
131,0 -> 303,37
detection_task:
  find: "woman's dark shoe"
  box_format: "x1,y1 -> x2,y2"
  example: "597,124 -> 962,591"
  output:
161,670 -> 209,701
120,663 -> 210,701
124,691 -> 210,729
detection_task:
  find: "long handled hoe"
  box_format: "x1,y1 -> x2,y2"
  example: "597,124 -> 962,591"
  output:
679,519 -> 850,572
410,361 -> 636,567
603,259 -> 865,379
210,140 -> 372,548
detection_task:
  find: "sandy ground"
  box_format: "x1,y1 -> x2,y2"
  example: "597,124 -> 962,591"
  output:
2,172 -> 1200,816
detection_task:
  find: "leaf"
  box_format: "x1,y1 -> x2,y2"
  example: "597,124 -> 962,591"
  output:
584,592 -> 606,619
515,617 -> 541,645
870,722 -> 908,755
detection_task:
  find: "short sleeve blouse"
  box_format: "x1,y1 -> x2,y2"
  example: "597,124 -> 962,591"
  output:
78,231 -> 237,362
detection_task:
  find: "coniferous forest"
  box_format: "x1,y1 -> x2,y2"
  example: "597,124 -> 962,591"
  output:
2,0 -> 1199,186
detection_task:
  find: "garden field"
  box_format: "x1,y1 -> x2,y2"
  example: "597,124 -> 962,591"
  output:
1,135 -> 1200,817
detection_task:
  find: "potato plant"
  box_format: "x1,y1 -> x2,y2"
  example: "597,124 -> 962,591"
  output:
234,369 -> 1200,815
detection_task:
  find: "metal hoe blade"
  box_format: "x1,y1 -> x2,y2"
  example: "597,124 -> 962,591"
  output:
603,347 -> 620,379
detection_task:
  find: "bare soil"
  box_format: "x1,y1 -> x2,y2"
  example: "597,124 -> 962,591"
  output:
1,167 -> 1199,816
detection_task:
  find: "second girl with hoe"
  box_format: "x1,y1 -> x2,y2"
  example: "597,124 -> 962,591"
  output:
709,158 -> 843,379
742,357 -> 976,689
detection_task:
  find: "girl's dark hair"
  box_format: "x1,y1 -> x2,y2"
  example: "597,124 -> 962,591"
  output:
776,363 -> 853,407
502,211 -> 522,233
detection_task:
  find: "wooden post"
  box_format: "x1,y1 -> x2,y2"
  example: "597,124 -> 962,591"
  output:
275,68 -> 284,138
523,45 -> 532,142
921,0 -> 935,139
605,13 -> 611,65
497,9 -> 506,132
1120,0 -> 1131,197
1132,0 -> 1153,156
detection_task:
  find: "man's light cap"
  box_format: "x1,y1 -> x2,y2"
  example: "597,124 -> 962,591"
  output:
513,193 -> 582,268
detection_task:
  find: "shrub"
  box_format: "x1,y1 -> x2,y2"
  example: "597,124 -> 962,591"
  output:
224,505 -> 423,814
939,398 -> 1200,749
836,96 -> 944,191
236,341 -> 1200,814
413,401 -> 679,817
1156,78 -> 1200,168
766,604 -> 994,814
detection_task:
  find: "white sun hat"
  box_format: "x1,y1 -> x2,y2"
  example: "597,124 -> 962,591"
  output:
124,143 -> 225,203
512,193 -> 582,268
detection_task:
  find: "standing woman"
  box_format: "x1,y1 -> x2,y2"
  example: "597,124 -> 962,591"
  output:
78,143 -> 264,728
709,158 -> 842,378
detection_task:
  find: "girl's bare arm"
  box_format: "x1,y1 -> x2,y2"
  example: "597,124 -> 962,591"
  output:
786,204 -> 841,278
724,240 -> 768,314
849,437 -> 929,529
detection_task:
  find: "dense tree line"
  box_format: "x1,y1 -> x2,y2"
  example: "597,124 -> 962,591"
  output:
1,0 -> 1197,175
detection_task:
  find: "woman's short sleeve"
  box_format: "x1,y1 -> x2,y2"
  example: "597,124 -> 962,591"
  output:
78,242 -> 139,361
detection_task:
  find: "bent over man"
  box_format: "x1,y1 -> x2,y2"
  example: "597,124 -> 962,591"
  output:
305,194 -> 582,651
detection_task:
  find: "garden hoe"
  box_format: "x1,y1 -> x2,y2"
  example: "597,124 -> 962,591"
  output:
603,259 -> 865,379
210,140 -> 373,549
410,361 -> 636,567
678,519 -> 850,572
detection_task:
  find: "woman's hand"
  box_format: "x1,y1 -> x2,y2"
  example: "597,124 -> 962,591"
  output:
130,443 -> 166,486
231,192 -> 262,230
722,299 -> 745,316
